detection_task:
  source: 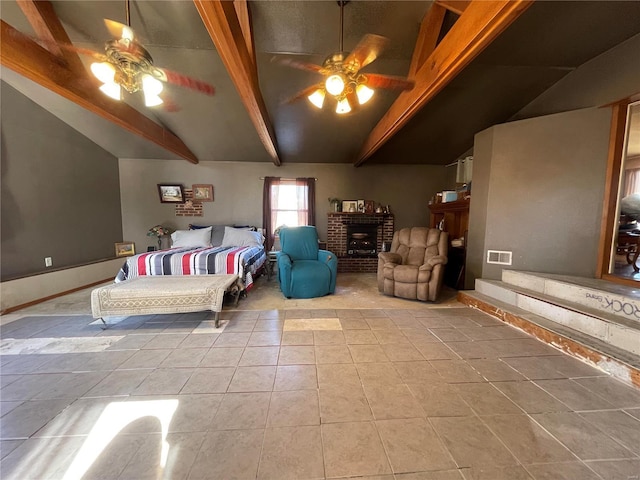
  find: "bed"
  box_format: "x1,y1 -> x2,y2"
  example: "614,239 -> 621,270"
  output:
114,225 -> 267,291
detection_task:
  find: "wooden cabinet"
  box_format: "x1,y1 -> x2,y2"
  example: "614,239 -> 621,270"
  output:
428,199 -> 470,289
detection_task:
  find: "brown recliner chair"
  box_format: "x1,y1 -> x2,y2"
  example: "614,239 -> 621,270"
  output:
378,227 -> 448,302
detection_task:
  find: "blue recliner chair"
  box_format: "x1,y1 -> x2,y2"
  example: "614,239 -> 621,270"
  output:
277,226 -> 338,298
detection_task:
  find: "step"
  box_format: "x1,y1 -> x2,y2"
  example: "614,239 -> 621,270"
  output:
476,279 -> 640,356
501,270 -> 640,326
458,290 -> 640,388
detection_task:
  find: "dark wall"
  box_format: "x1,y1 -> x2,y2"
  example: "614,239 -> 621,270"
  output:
1,82 -> 123,280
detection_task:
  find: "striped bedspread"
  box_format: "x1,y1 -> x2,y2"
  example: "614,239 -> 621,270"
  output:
115,245 -> 267,290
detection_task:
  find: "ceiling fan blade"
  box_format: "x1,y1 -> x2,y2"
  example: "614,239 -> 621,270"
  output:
282,84 -> 323,105
344,34 -> 389,71
364,73 -> 414,91
157,68 -> 215,96
273,57 -> 325,74
159,94 -> 181,112
104,18 -> 136,41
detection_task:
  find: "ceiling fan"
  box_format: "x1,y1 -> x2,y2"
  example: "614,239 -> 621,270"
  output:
32,0 -> 215,109
277,1 -> 414,114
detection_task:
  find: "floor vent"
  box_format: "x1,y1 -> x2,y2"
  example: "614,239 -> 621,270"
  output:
487,250 -> 512,265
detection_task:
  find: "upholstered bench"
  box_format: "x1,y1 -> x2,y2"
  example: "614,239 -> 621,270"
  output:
91,275 -> 240,328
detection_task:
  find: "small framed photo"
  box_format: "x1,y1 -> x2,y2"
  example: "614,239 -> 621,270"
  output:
364,200 -> 374,214
157,184 -> 185,203
115,242 -> 135,257
357,200 -> 365,212
192,184 -> 214,202
342,200 -> 358,213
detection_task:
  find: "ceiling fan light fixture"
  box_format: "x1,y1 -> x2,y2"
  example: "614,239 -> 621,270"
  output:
99,82 -> 122,100
308,89 -> 326,109
356,84 -> 374,105
325,74 -> 345,96
142,75 -> 164,107
336,97 -> 351,114
91,61 -> 116,84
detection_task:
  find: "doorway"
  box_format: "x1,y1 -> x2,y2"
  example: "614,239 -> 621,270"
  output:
601,100 -> 640,283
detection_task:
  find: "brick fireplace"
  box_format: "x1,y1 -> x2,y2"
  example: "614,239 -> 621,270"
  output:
327,213 -> 394,273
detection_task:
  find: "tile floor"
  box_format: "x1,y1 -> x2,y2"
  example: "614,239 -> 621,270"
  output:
1,275 -> 640,479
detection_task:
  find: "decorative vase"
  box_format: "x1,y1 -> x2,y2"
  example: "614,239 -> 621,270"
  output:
157,237 -> 163,250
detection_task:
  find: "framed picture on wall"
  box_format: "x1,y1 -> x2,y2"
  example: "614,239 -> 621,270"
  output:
342,200 -> 358,213
115,242 -> 135,257
157,184 -> 185,203
192,184 -> 214,202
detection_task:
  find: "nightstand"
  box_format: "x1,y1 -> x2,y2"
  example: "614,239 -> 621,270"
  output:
265,250 -> 278,280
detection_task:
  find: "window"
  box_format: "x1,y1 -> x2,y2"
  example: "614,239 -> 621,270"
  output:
263,177 -> 315,250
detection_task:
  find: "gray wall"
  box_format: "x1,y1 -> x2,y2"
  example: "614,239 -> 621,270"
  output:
1,82 -> 122,280
119,159 -> 451,251
466,107 -> 612,287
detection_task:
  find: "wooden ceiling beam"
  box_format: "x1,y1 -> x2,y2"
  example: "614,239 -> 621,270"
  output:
435,0 -> 470,16
1,20 -> 200,164
408,3 -> 446,79
194,0 -> 281,166
16,0 -> 85,74
355,0 -> 533,167
233,0 -> 255,67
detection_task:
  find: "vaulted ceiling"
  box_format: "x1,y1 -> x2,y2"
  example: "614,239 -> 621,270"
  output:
2,1 -> 640,167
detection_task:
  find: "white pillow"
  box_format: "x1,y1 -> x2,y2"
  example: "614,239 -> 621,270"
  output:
220,226 -> 264,247
171,227 -> 212,248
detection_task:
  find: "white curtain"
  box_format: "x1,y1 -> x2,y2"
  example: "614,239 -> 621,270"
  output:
624,168 -> 640,197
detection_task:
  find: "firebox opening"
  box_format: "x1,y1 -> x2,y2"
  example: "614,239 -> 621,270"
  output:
346,224 -> 379,257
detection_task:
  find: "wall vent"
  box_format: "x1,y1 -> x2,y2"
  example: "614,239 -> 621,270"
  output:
487,250 -> 512,265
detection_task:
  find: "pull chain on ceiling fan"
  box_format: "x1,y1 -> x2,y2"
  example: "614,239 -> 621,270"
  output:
277,1 -> 414,114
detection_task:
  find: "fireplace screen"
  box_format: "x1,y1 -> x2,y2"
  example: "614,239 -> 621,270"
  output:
346,224 -> 378,257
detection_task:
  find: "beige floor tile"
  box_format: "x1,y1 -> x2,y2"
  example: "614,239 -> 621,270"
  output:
356,362 -> 403,386
492,381 -> 571,413
408,383 -> 474,417
180,367 -> 235,394
430,360 -> 485,383
349,344 -> 390,363
142,333 -> 188,349
253,319 -> 285,332
376,418 -> 456,473
339,318 -> 370,330
344,329 -> 379,344
274,365 -> 318,391
227,366 -> 276,392
213,332 -> 251,348
429,328 -> 471,343
267,390 -> 320,426
210,392 -> 270,430
223,319 -> 257,332
579,410 -> 640,455
525,461 -> 602,480
586,459 -> 640,480
481,414 -> 575,464
466,359 -> 526,382
132,368 -> 193,395
393,361 -> 444,384
284,318 -> 342,331
117,348 -> 172,369
313,330 -> 346,345
430,416 -> 518,468
625,407 -> 640,420
239,346 -> 280,366
364,384 -> 424,420
365,318 -> 398,330
381,343 -> 424,361
163,394 -> 223,432
391,317 -> 424,329
189,429 -> 263,479
534,379 -> 615,411
317,363 -> 361,388
278,346 -> 316,365
412,342 -> 458,360
319,385 -> 373,423
453,383 -> 522,415
310,309 -> 338,317
200,347 -> 243,367
321,421 -> 392,478
248,330 -> 282,346
531,412 -> 636,460
0,436 -> 85,479
460,465 -> 533,480
373,329 -> 411,344
258,426 -> 324,480
179,333 -> 219,348
397,471 -> 464,480
315,345 -> 353,364
281,331 -> 314,346
402,328 -> 441,343
160,348 -> 207,368
573,376 -> 640,408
